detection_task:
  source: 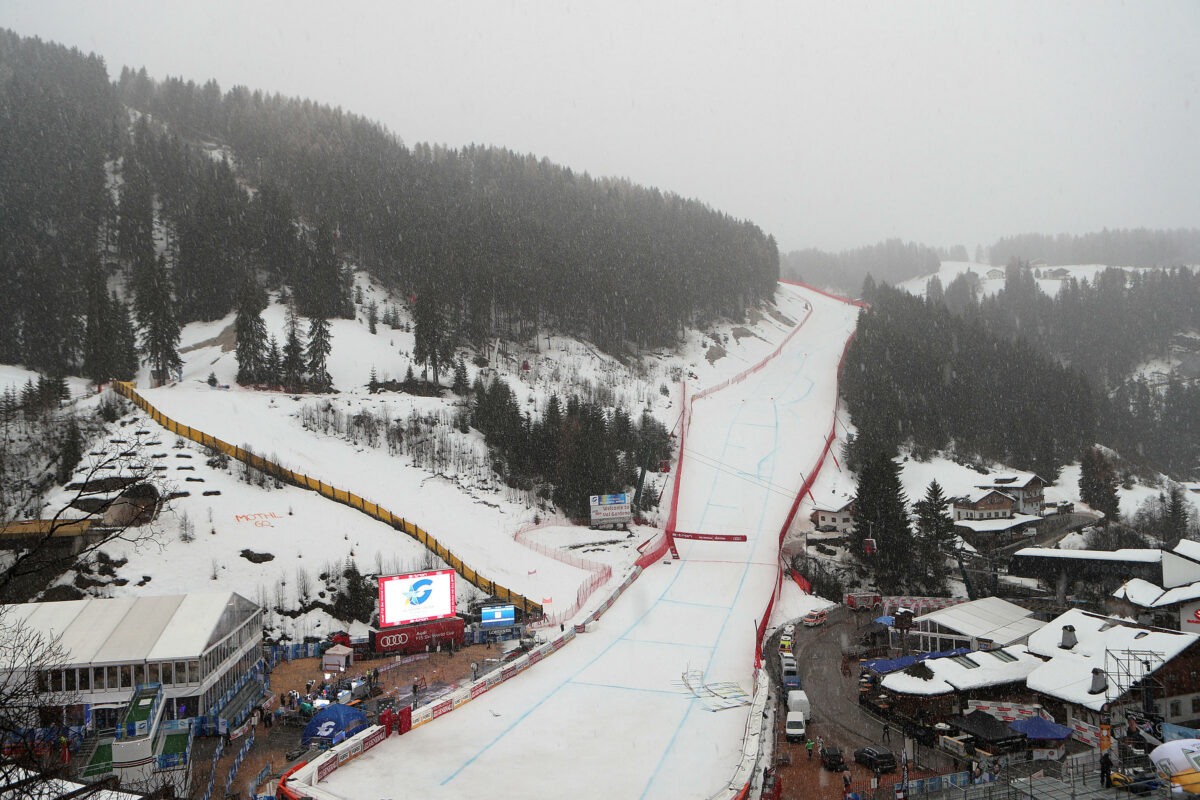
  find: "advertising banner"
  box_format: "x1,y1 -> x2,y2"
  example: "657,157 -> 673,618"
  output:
502,664 -> 517,681
316,757 -> 337,782
378,569 -> 457,628
589,493 -> 633,526
471,682 -> 488,699
432,700 -> 452,719
362,728 -> 385,751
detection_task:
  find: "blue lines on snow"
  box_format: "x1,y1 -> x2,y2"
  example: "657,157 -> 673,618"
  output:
617,637 -> 716,649
659,597 -> 731,610
571,681 -> 687,696
440,557 -> 691,786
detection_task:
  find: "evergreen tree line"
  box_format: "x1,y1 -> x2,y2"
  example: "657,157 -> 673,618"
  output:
113,67 -> 779,353
469,378 -> 672,517
780,239 -> 941,295
927,262 -> 1200,477
842,283 -> 1097,481
988,228 -> 1200,268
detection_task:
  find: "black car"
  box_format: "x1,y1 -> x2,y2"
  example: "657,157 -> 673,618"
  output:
821,746 -> 847,771
854,745 -> 897,772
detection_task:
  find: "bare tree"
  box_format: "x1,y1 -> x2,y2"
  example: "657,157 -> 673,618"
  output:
0,606 -> 83,799
0,411 -> 170,797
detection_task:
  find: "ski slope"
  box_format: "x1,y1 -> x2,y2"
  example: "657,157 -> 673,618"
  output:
319,283 -> 859,800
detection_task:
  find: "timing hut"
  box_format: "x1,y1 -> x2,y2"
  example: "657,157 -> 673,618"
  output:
2,591 -> 262,729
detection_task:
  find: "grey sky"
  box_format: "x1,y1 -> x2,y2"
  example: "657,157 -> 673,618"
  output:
2,0 -> 1197,252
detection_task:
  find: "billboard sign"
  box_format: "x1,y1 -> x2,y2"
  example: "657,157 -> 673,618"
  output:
481,605 -> 515,629
589,493 -> 632,526
378,569 -> 456,628
1181,601 -> 1200,630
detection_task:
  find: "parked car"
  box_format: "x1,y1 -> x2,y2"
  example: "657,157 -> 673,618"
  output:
803,609 -> 828,627
781,663 -> 802,690
780,653 -> 796,671
854,745 -> 897,772
821,746 -> 846,771
783,623 -> 796,637
779,635 -> 794,652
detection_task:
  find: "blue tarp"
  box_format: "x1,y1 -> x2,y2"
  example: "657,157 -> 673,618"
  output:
875,615 -> 895,626
300,704 -> 368,746
862,648 -> 972,674
1009,716 -> 1073,740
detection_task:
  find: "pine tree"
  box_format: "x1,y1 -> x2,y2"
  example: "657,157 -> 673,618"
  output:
413,291 -> 454,380
1163,486 -> 1191,545
264,335 -> 282,387
1079,447 -> 1120,524
306,316 -> 333,393
452,357 -> 469,394
281,307 -> 307,393
137,255 -> 182,386
82,259 -> 112,383
852,448 -> 914,594
56,416 -> 83,484
367,300 -> 378,334
912,480 -> 955,595
234,276 -> 268,385
368,367 -> 379,394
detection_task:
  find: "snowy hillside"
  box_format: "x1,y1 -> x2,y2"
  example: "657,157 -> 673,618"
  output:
26,278 -> 819,639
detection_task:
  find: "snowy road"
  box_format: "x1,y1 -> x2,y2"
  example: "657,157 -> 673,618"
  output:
318,283 -> 859,800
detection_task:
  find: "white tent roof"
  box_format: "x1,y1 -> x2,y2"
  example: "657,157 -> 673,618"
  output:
1025,609 -> 1199,711
955,514 -> 1039,533
1012,547 -> 1163,563
1113,577 -> 1200,609
0,592 -> 257,669
883,648 -> 1043,696
914,596 -> 1044,646
1174,539 -> 1200,562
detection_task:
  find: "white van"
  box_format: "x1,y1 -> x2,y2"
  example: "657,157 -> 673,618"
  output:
785,711 -> 807,742
779,652 -> 796,672
787,689 -> 811,716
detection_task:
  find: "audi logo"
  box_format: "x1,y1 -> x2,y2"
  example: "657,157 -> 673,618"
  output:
377,633 -> 409,648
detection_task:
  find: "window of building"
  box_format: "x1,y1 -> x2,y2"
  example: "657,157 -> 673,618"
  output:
119,664 -> 132,689
162,662 -> 174,685
1170,700 -> 1181,718
176,661 -> 187,684
92,667 -> 105,690
77,667 -> 89,691
189,659 -> 200,684
950,655 -> 980,669
988,649 -> 1018,663
107,666 -> 119,690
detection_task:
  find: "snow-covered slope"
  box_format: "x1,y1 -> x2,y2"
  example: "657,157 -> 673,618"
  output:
897,261 -> 1172,299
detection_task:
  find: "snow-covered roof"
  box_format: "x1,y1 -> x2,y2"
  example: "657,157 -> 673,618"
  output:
882,648 -> 1043,696
1025,609 -> 1199,711
1175,539 -> 1200,563
915,597 -> 1044,646
0,592 -> 258,669
977,474 -> 1046,490
956,488 -> 1016,506
955,514 -> 1039,533
1113,578 -> 1200,609
1012,547 -> 1163,563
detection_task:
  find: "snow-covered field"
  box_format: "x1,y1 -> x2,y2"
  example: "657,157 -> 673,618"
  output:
315,283 -> 854,799
897,261 -> 1172,299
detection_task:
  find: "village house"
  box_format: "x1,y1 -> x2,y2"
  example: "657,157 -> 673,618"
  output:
952,489 -> 1017,521
1025,609 -> 1200,745
810,500 -> 855,534
1110,539 -> 1200,631
976,474 -> 1047,516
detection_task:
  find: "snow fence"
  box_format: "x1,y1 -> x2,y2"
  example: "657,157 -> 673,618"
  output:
112,381 -> 543,617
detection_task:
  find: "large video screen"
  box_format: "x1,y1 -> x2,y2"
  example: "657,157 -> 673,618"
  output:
377,569 -> 457,628
480,604 -> 515,629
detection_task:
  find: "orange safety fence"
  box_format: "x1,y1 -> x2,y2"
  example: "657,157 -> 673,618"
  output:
111,382 -> 543,617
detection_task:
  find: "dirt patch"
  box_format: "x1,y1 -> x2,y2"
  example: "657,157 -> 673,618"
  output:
240,549 -> 276,564
180,321 -> 237,354
705,344 -> 727,364
731,326 -> 762,343
767,307 -> 796,327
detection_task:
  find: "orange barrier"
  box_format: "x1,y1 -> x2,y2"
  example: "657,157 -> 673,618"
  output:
111,382 -> 543,617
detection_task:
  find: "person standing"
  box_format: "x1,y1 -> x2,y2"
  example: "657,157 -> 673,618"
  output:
1100,750 -> 1113,788
806,738 -> 814,759
883,722 -> 891,743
